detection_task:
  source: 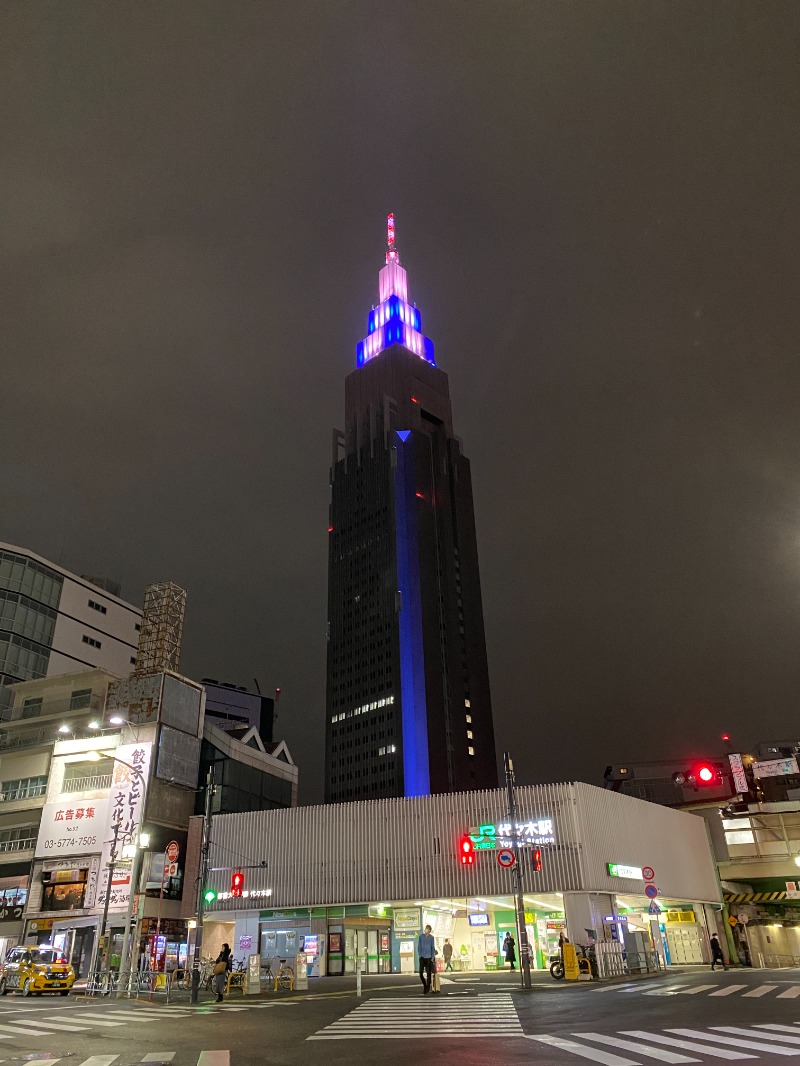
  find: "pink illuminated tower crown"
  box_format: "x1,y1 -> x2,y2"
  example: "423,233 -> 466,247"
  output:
356,214 -> 435,368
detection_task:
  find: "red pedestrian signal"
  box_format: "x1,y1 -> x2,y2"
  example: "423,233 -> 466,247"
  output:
531,847 -> 542,872
231,870 -> 244,897
459,836 -> 475,865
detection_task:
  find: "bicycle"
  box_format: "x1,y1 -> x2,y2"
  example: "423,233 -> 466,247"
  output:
273,959 -> 293,992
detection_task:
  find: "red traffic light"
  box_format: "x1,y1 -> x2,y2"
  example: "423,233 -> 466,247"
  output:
231,870 -> 244,897
459,836 -> 475,865
697,764 -> 715,783
531,847 -> 542,872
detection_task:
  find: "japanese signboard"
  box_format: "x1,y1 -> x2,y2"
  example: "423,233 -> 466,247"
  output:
752,757 -> 799,780
468,819 -> 555,850
96,743 -> 153,912
35,798 -> 109,858
728,753 -> 749,795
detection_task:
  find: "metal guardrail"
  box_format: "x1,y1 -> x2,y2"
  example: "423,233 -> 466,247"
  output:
85,970 -> 174,1000
756,953 -> 800,969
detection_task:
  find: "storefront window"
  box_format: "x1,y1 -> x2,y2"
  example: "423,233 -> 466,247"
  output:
41,870 -> 88,911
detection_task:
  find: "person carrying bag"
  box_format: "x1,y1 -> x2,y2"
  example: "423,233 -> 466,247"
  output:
213,943 -> 232,1002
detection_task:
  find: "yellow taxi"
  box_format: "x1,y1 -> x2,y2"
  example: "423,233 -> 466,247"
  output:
0,945 -> 75,996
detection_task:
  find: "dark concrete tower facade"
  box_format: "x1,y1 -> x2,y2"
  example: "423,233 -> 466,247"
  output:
325,216 -> 497,802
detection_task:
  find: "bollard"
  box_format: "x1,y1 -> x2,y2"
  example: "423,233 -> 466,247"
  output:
356,960 -> 361,998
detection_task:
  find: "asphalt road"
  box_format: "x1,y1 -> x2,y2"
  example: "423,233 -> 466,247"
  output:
0,967 -> 799,1066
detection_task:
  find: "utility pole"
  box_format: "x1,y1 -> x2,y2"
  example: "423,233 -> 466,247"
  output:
190,767 -> 215,1004
504,751 -> 531,990
88,818 -> 121,981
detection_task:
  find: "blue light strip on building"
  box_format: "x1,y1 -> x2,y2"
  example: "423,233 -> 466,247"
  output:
393,430 -> 430,797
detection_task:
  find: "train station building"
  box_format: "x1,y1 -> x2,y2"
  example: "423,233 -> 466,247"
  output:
196,782 -> 722,977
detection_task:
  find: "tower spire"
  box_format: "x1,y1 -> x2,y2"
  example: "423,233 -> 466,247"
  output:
355,214 -> 435,368
386,211 -> 399,264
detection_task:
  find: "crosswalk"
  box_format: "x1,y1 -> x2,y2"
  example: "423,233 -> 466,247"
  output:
0,1056 -> 227,1066
308,992 -> 522,1040
0,1002 -> 291,1040
527,1023 -> 800,1063
593,983 -> 800,1001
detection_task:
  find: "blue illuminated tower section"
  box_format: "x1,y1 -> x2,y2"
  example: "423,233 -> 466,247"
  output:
325,216 -> 497,803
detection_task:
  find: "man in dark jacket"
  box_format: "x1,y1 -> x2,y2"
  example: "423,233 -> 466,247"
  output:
710,934 -> 728,971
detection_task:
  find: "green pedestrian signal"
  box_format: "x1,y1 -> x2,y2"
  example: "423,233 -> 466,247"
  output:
203,887 -> 217,905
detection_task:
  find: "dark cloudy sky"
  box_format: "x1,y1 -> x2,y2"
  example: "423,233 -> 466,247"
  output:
3,2 -> 799,802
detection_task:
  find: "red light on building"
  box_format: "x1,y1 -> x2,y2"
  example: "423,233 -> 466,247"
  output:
459,836 -> 475,865
416,492 -> 424,499
721,733 -> 730,742
328,525 -> 334,533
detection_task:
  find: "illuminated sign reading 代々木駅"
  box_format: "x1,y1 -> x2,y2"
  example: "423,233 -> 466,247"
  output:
468,819 -> 555,851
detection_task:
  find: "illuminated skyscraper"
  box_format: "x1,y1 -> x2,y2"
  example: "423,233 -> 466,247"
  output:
325,216 -> 497,801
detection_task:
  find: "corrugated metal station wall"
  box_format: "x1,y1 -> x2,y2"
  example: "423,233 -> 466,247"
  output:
206,782 -> 719,910
574,782 -> 721,903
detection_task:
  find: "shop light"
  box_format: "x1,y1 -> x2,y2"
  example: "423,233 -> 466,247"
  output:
58,724 -> 72,734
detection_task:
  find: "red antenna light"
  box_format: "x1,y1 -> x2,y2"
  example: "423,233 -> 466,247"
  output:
721,734 -> 730,742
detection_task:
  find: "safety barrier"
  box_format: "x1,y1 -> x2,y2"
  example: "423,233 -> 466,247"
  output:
756,952 -> 800,969
85,970 -> 174,1001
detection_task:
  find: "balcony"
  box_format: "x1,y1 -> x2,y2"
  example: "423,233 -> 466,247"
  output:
0,692 -> 104,725
0,837 -> 36,854
61,774 -> 112,794
0,724 -> 102,753
0,784 -> 46,803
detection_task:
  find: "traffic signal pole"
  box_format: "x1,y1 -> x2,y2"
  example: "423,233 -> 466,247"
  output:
190,767 -> 214,1004
504,752 -> 532,990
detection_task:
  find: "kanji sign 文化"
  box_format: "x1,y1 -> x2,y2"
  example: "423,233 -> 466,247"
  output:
96,743 -> 152,912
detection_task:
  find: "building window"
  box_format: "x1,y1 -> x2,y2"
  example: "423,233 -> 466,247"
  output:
466,730 -> 473,740
82,636 -> 102,649
468,746 -> 475,756
68,689 -> 92,711
465,714 -> 472,724
465,699 -> 471,708
135,623 -> 141,632
0,775 -> 47,802
21,698 -> 42,719
0,826 -> 37,852
62,758 -> 113,793
41,869 -> 88,911
130,657 -> 136,665
87,600 -> 107,615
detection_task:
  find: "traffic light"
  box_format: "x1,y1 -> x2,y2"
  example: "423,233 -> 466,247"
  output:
459,836 -> 475,865
531,847 -> 542,872
231,870 -> 244,897
673,762 -> 722,787
203,887 -> 217,906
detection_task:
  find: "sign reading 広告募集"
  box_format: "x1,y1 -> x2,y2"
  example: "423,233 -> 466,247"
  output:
468,819 -> 555,851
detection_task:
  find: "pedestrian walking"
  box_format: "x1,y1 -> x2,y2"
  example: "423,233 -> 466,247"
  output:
504,932 -> 517,971
213,942 -> 232,1002
710,934 -> 728,972
443,938 -> 454,972
417,924 -> 435,995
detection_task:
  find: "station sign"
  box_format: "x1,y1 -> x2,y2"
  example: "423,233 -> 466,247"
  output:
468,818 -> 555,850
607,863 -> 644,879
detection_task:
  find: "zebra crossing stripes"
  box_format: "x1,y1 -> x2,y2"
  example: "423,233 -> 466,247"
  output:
0,1055 -> 223,1066
308,993 -> 521,1040
599,983 -> 800,1001
526,1025 -> 800,1064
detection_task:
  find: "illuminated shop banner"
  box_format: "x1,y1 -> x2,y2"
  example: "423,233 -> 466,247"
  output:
468,819 -> 555,850
35,799 -> 109,858
96,743 -> 152,911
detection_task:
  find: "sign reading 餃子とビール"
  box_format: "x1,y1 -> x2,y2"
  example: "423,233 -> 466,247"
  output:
96,743 -> 153,912
728,753 -> 749,795
607,863 -> 644,880
468,819 -> 555,851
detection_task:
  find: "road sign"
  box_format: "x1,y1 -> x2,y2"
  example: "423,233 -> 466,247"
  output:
648,901 -> 661,916
642,866 -> 655,882
162,862 -> 178,878
737,912 -> 749,925
165,840 -> 180,863
497,848 -> 516,869
644,884 -> 658,900
728,915 -> 738,926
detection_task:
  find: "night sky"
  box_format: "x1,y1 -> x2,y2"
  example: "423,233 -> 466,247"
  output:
3,3 -> 799,803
